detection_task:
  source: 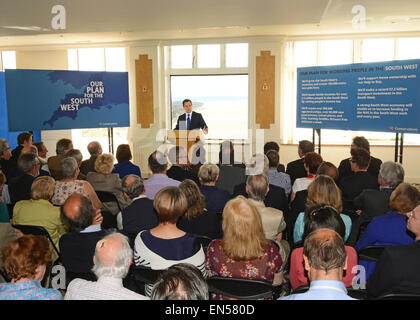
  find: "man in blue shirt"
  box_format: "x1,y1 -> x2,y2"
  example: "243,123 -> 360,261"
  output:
279,228 -> 355,300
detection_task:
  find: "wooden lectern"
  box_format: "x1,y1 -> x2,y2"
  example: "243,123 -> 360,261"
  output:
167,130 -> 205,155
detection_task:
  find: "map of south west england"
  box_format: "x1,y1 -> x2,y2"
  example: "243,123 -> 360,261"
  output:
5,69 -> 129,131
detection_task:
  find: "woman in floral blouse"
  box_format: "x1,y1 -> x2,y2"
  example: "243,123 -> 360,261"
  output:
205,196 -> 283,300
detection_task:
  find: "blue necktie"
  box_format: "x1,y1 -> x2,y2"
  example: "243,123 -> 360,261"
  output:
187,114 -> 191,130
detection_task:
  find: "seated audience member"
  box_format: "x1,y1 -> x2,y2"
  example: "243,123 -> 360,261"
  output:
65,232 -> 148,300
51,157 -> 102,210
59,193 -> 105,275
33,141 -> 49,174
339,147 -> 378,215
167,146 -> 198,184
290,152 -> 323,202
356,183 -> 420,280
246,174 -> 289,262
118,174 -> 158,235
316,161 -> 339,182
293,175 -> 352,244
266,149 -> 291,197
286,140 -> 314,185
134,186 -> 206,297
280,228 -> 354,300
0,235 -> 62,300
206,196 -> 283,300
10,132 -> 33,165
368,204 -> 420,298
348,161 -> 404,245
80,141 -> 102,176
0,139 -> 18,182
65,149 -> 86,180
177,179 -> 222,239
87,154 -> 130,215
215,140 -> 246,194
151,263 -> 208,300
198,163 -> 230,215
8,153 -> 40,208
23,146 -> 50,177
289,205 -> 357,290
232,154 -> 289,214
144,151 -> 180,200
338,136 -> 382,183
0,173 -> 9,222
112,144 -> 142,179
0,223 -> 19,282
264,141 -> 285,172
12,176 -> 67,261
47,138 -> 73,180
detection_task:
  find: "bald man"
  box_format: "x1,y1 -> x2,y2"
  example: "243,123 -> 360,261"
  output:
65,232 -> 148,300
59,193 -> 107,277
280,229 -> 355,300
80,141 -> 102,176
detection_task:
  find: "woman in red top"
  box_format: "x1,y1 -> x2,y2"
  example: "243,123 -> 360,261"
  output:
205,196 -> 283,300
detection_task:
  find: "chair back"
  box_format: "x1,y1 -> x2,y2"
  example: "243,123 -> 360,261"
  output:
132,265 -> 163,285
376,293 -> 420,300
100,210 -> 118,230
195,235 -> 212,252
96,191 -> 122,212
207,276 -> 275,299
358,245 -> 387,262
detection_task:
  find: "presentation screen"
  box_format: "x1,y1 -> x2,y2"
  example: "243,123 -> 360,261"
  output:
5,69 -> 129,131
296,59 -> 420,134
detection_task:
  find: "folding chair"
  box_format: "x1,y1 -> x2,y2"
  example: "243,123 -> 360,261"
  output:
207,276 -> 277,299
376,293 -> 420,300
195,235 -> 213,252
358,245 -> 387,262
96,191 -> 122,212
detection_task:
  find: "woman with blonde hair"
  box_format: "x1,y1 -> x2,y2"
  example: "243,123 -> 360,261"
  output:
293,175 -> 352,244
206,196 -> 283,300
177,179 -> 222,239
86,153 -> 130,215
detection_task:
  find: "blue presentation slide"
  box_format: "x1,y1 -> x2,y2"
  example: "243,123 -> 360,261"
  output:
296,59 -> 420,133
5,69 -> 130,131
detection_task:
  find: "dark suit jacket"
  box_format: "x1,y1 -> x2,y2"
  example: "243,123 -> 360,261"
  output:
0,158 -> 18,182
59,230 -> 108,273
80,155 -> 98,176
121,196 -> 158,236
338,155 -> 382,183
177,210 -> 222,239
216,165 -> 246,195
174,111 -> 207,130
9,173 -> 35,208
286,158 -> 306,185
368,241 -> 420,298
200,185 -> 231,214
167,165 -> 199,184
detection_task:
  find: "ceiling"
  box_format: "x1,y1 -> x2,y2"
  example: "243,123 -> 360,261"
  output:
1,0 -> 420,47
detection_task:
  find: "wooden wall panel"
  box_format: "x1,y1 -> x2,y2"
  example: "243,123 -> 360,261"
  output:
135,54 -> 154,128
256,51 -> 275,129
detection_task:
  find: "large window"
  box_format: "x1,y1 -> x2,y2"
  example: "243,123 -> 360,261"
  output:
0,51 -> 16,71
284,38 -> 420,145
68,48 -> 128,160
166,43 -> 249,141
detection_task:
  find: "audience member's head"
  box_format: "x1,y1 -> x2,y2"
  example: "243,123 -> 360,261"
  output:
246,174 -> 269,202
87,141 -> 102,157
316,162 -> 339,182
350,148 -> 371,171
60,193 -> 96,232
219,140 -> 235,165
0,139 -> 12,160
151,263 -> 209,300
303,152 -> 323,175
302,204 -> 346,241
30,176 -> 55,201
56,138 -> 73,156
92,232 -> 133,279
407,205 -> 420,239
60,157 -> 79,179
198,163 -> 219,185
298,140 -> 314,158
2,235 -> 51,282
351,136 -> 370,153
264,141 -> 280,155
266,150 -> 280,169
65,149 -> 83,167
22,145 -> 38,155
95,154 -> 115,175
222,196 -> 268,261
34,142 -> 48,159
306,175 -> 343,213
121,174 -> 144,200
389,183 -> 420,215
168,146 -> 188,166
116,144 -> 132,164
153,186 -> 187,224
246,154 -> 269,176
148,150 -> 168,174
17,152 -> 40,175
303,229 -> 347,281
179,179 -> 206,220
378,161 -> 404,188
17,132 -> 33,147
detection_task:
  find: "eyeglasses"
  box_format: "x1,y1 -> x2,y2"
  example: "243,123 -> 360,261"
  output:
309,205 -> 340,217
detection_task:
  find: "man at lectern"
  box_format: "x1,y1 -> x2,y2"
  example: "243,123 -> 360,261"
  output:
174,99 -> 208,134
